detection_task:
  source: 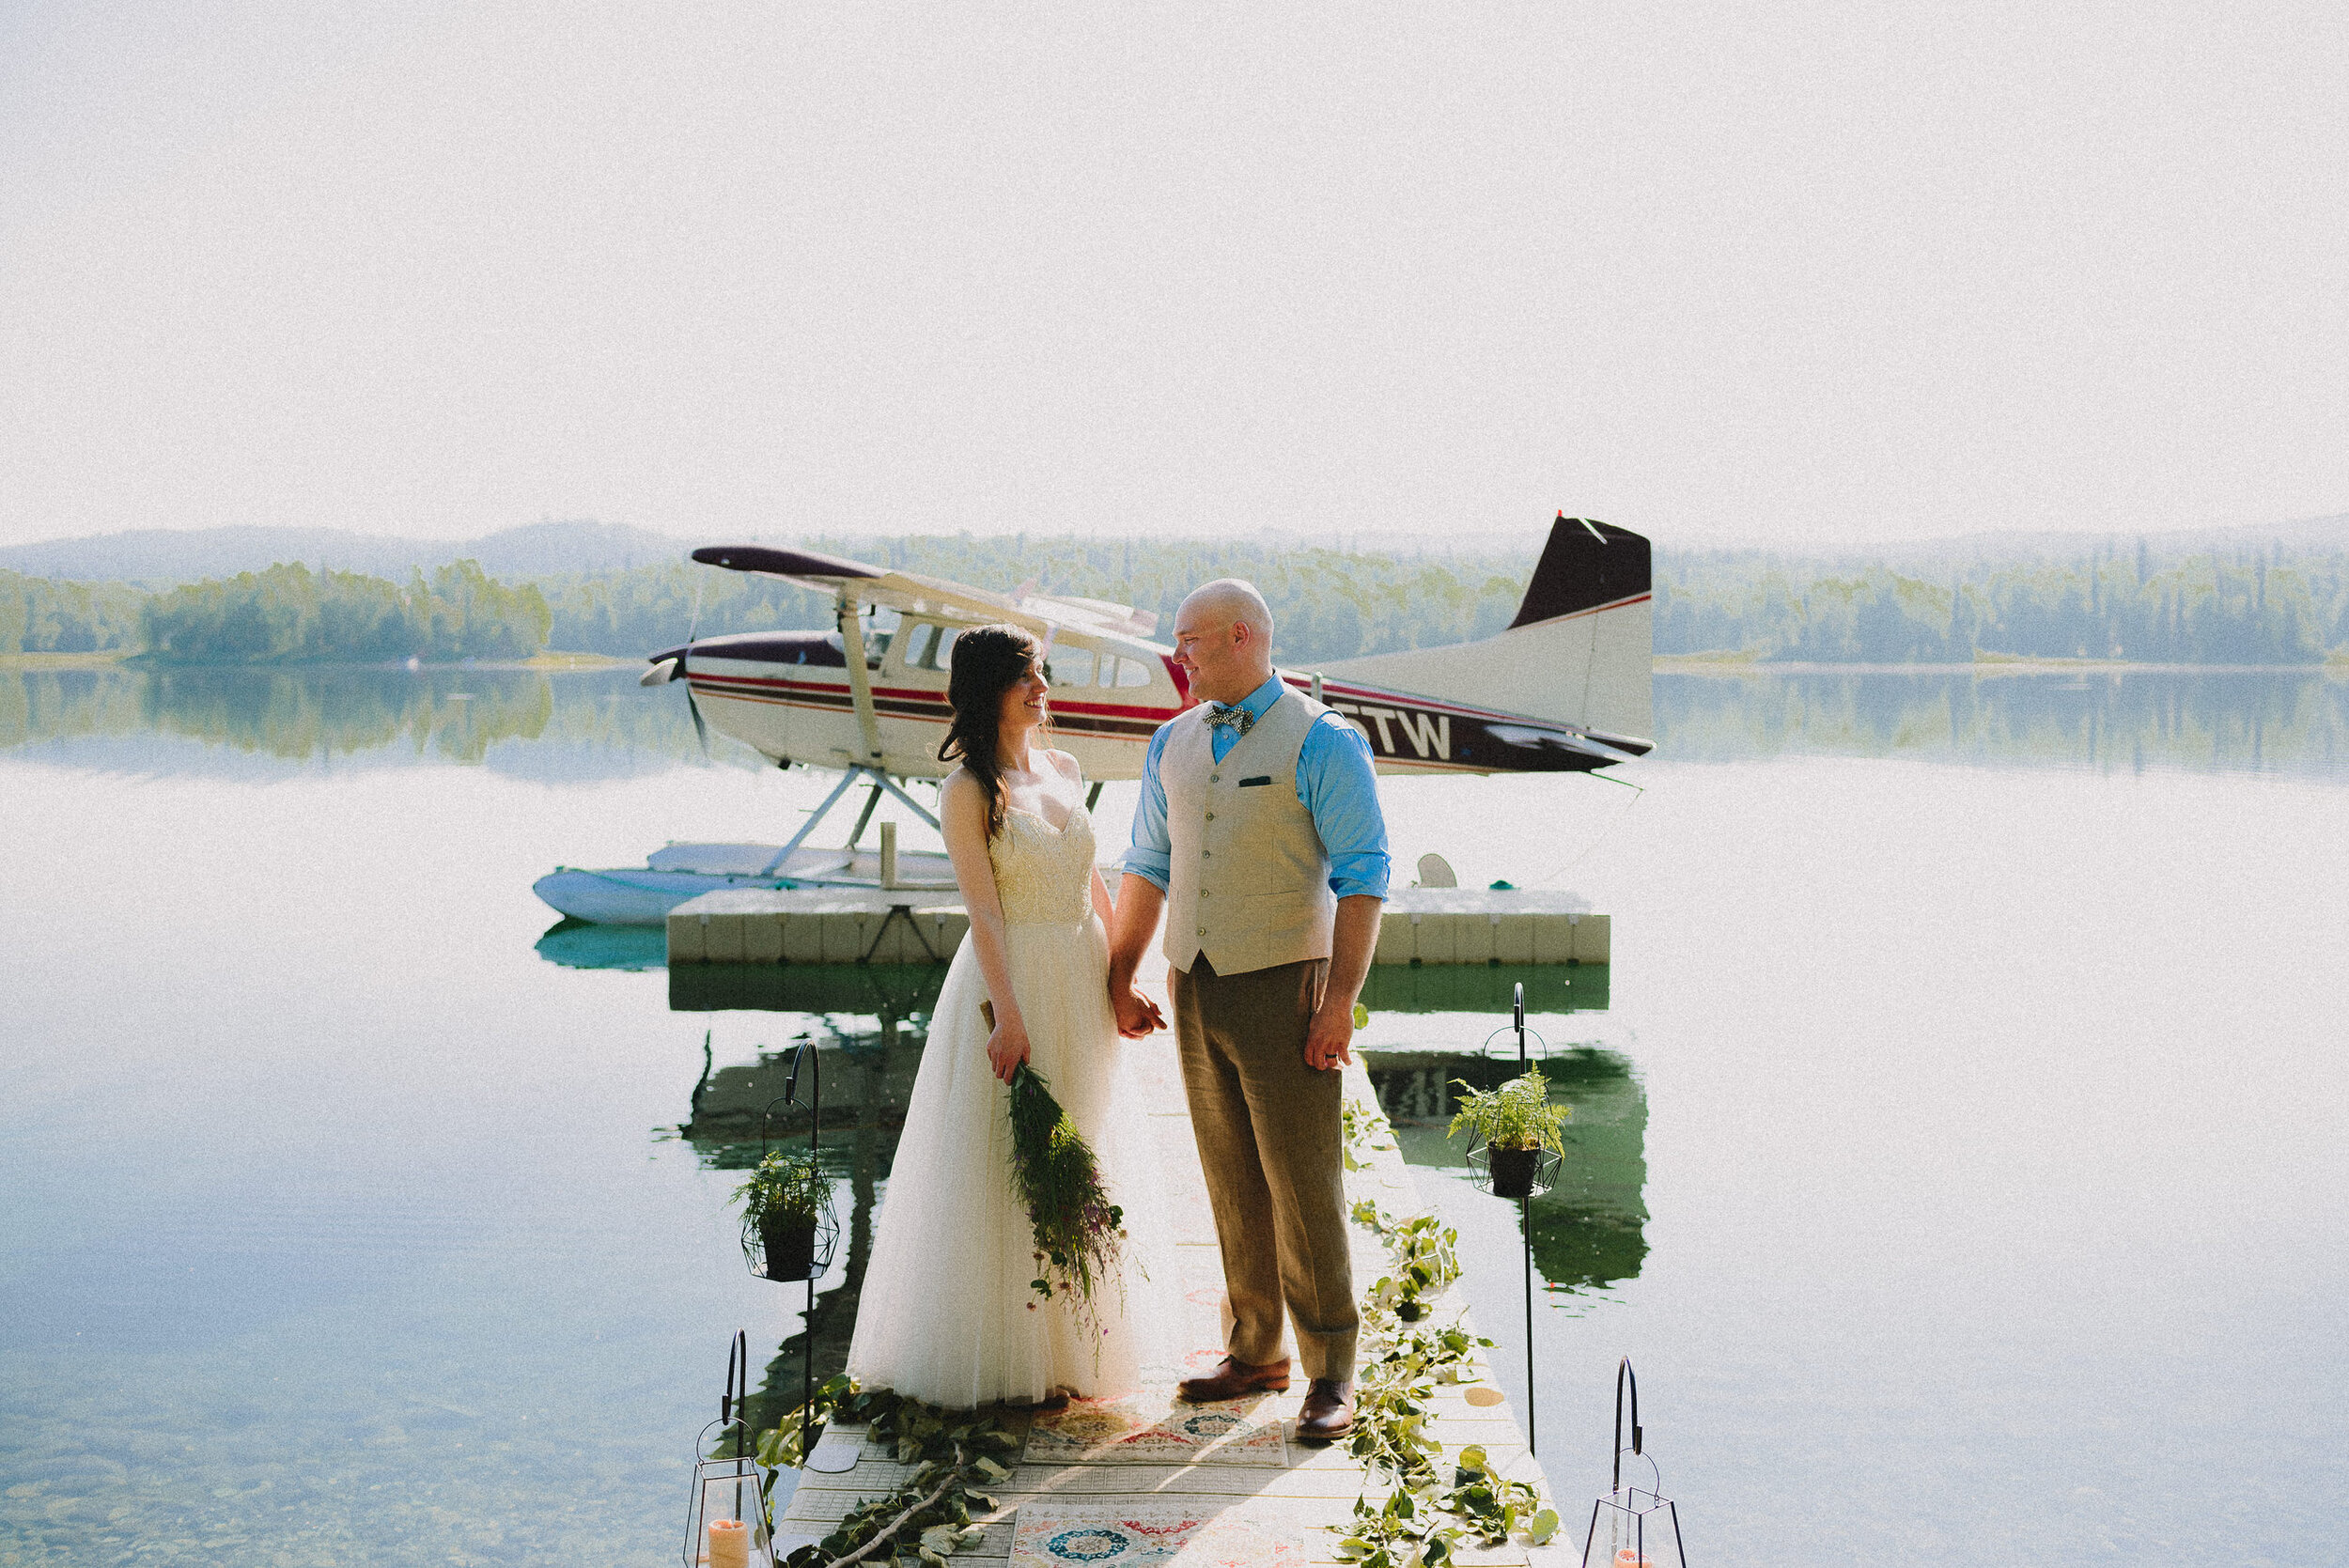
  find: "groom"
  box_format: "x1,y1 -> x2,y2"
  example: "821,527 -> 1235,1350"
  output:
1106,579 -> 1389,1443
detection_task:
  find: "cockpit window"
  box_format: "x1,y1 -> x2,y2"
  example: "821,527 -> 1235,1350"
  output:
1114,656 -> 1150,688
1050,647 -> 1097,687
903,623 -> 939,669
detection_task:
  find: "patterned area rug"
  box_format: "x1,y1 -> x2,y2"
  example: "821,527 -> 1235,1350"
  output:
1011,1504 -> 1304,1568
1024,1390 -> 1287,1466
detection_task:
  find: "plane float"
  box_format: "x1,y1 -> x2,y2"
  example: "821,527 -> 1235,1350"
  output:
533,512 -> 1653,924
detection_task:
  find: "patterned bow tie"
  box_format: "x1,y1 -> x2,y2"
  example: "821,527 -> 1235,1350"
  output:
1206,704 -> 1256,736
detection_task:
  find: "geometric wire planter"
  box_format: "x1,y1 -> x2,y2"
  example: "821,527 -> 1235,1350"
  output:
740,1201 -> 840,1285
741,1051 -> 841,1283
1462,1136 -> 1563,1201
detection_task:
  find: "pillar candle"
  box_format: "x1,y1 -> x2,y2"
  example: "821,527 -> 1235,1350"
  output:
708,1517 -> 751,1568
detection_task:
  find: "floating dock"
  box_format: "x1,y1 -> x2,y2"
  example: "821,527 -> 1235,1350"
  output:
770,1055 -> 1568,1568
667,886 -> 1609,968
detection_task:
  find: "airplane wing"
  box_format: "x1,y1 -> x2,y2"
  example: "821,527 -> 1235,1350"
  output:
690,546 -> 1159,643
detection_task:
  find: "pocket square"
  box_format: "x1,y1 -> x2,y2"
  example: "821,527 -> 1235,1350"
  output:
1237,775 -> 1273,787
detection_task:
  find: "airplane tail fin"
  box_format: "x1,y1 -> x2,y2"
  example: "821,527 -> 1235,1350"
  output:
1315,514 -> 1653,742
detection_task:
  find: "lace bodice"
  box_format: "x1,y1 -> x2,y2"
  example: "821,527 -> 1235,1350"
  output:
988,805 -> 1097,924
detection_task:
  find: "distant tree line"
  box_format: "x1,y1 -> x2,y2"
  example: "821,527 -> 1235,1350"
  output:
1658,544 -> 2349,663
0,572 -> 147,654
6,536 -> 2348,664
0,561 -> 549,663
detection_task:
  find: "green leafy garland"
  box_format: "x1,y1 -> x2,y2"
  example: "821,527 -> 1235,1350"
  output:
1334,1099 -> 1561,1568
754,1377 -> 1017,1568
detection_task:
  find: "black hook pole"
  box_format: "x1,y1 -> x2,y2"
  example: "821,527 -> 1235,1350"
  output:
1610,1357 -> 1642,1492
1515,982 -> 1534,1455
788,1040 -> 823,1458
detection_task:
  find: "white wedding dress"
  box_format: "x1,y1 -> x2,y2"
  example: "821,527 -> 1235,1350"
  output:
845,803 -> 1170,1407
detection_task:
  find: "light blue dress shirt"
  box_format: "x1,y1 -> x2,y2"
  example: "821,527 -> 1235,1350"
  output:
1123,674 -> 1392,901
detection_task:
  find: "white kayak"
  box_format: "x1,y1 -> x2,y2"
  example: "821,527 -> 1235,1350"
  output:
533,842 -> 958,925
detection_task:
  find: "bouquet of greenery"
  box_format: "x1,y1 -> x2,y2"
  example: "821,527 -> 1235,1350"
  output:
1006,1062 -> 1135,1331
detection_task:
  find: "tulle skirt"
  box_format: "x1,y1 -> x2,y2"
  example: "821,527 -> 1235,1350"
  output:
845,914 -> 1171,1407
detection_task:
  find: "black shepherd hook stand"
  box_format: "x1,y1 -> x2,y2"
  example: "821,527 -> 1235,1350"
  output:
763,1037 -> 827,1460
1469,982 -> 1559,1456
681,1330 -> 771,1568
1512,984 -> 1537,1457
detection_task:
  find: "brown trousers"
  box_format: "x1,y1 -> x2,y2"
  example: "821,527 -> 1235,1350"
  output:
1171,955 -> 1358,1382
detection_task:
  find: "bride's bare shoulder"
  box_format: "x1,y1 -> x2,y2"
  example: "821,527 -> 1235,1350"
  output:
939,767 -> 987,816
1043,748 -> 1083,784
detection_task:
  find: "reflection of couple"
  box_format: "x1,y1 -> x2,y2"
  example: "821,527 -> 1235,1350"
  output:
846,580 -> 1389,1442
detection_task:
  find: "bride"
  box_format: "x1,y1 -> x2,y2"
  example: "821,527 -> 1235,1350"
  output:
845,624 -> 1169,1408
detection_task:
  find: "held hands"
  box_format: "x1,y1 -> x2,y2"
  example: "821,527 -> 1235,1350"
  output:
1110,981 -> 1165,1039
986,1014 -> 1034,1083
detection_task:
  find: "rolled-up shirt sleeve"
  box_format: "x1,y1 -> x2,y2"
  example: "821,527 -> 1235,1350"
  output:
1298,714 -> 1392,900
1121,723 -> 1174,893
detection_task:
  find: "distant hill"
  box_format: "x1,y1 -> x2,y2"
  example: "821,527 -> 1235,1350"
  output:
0,520 -> 690,583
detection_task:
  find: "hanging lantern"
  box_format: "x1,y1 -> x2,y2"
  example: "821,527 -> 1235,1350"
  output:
684,1332 -> 777,1568
1579,1358 -> 1688,1568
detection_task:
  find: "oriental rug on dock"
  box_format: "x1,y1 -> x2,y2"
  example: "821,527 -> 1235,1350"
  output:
1010,1504 -> 1304,1568
1022,1390 -> 1287,1466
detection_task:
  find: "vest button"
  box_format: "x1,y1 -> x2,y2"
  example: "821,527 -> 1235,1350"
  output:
1210,774 -> 1220,783
1205,812 -> 1215,821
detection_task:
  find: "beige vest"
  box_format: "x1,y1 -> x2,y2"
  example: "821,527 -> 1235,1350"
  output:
1162,687 -> 1339,975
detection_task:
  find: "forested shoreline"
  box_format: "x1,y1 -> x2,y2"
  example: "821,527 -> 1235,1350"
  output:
5,536 -> 2346,665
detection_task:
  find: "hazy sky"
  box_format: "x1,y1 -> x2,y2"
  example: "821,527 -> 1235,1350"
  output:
4,2 -> 2344,551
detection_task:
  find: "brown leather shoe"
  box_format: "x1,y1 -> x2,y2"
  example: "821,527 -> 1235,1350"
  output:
1176,1356 -> 1291,1403
1293,1378 -> 1355,1443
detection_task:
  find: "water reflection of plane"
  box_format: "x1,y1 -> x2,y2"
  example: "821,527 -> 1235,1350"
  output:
1365,1046 -> 1649,1295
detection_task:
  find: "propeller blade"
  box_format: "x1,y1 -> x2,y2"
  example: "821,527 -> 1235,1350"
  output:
683,570 -> 708,753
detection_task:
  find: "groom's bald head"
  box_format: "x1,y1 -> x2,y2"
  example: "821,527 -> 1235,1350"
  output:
1180,579 -> 1274,643
1173,579 -> 1276,704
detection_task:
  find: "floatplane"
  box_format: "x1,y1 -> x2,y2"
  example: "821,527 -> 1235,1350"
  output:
533,513 -> 1654,924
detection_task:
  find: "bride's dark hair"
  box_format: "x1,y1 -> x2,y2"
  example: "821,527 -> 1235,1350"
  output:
938,623 -> 1045,841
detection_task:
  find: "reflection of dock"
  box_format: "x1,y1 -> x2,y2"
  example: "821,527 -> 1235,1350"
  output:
774,1058 -> 1563,1566
1368,1048 -> 1650,1298
667,887 -> 1610,969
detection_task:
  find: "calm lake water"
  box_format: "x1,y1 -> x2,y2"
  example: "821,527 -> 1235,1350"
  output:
3,665 -> 2343,1566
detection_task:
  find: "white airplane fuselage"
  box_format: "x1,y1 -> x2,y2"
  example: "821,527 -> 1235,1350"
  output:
669,619 -> 1642,780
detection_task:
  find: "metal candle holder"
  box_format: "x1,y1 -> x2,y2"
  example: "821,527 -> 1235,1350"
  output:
1578,1358 -> 1688,1568
683,1330 -> 775,1568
